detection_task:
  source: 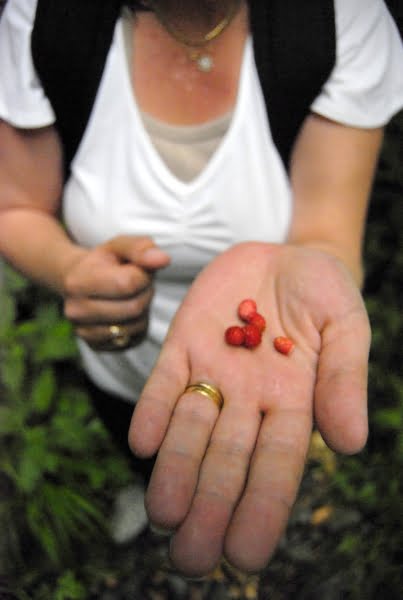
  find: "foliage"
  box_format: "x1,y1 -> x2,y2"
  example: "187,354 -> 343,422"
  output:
0,269 -> 133,597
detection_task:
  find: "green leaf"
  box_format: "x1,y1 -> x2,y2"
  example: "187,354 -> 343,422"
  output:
0,342 -> 26,394
58,388 -> 92,420
62,487 -> 105,523
54,571 -> 86,600
373,407 -> 403,430
0,405 -> 24,434
50,413 -> 91,452
14,427 -> 59,492
31,367 -> 56,413
15,320 -> 40,337
3,263 -> 28,293
16,453 -> 43,493
0,289 -> 16,335
34,320 -> 78,362
26,501 -> 61,564
337,532 -> 361,556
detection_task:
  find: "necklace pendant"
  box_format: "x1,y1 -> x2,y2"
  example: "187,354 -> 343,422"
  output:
196,54 -> 214,72
189,49 -> 214,72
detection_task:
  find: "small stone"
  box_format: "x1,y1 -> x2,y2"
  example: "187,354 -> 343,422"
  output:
311,505 -> 334,526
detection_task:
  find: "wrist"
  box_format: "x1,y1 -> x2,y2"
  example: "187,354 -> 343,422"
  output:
55,244 -> 88,295
287,239 -> 364,289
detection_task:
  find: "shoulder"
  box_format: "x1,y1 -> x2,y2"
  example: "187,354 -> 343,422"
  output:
331,0 -> 403,95
0,0 -> 38,28
310,0 -> 403,128
0,0 -> 55,128
333,0 -> 400,44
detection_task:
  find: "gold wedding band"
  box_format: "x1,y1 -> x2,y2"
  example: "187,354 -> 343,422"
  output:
109,324 -> 131,349
184,382 -> 224,411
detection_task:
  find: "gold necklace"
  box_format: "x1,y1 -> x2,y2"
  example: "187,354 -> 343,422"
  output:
149,0 -> 242,72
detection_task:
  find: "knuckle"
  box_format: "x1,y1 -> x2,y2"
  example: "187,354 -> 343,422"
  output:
116,270 -> 149,296
256,434 -> 304,461
63,298 -> 79,320
63,271 -> 80,295
208,436 -> 249,461
163,447 -> 200,469
129,288 -> 154,316
175,396 -> 216,425
74,325 -> 90,339
249,485 -> 295,513
113,275 -> 134,296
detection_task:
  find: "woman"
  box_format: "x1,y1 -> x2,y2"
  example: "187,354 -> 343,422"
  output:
0,0 -> 402,577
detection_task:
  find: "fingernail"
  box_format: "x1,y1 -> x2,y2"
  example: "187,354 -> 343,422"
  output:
142,247 -> 170,263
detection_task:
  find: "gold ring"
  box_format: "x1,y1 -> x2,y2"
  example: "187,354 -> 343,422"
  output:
108,324 -> 131,349
184,382 -> 224,411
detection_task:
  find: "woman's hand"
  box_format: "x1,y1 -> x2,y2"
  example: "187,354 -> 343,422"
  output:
63,235 -> 170,350
128,242 -> 370,576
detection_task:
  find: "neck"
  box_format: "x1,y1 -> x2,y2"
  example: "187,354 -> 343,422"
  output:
148,0 -> 242,48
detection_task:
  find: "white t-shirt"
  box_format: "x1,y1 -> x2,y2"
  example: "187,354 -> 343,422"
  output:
1,0 -> 403,402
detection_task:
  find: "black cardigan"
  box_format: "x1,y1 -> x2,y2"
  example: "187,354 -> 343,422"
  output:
31,0 -> 336,176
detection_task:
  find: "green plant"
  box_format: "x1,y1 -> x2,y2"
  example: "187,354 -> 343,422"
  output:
0,265 -> 133,595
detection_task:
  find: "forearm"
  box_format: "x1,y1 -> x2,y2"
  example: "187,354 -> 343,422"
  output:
288,113 -> 384,289
0,208 -> 85,294
0,123 -> 80,292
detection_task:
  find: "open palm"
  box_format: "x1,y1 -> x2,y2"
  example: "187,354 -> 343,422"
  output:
129,242 -> 370,576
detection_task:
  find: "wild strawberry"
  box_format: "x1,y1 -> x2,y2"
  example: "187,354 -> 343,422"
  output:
238,299 -> 257,322
225,325 -> 245,346
243,324 -> 262,348
248,312 -> 266,332
273,336 -> 295,355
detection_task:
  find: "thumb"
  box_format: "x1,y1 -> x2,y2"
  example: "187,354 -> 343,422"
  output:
314,305 -> 371,455
103,235 -> 171,270
140,246 -> 172,270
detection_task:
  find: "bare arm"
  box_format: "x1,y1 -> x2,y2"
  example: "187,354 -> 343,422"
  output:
288,113 -> 384,287
0,121 -> 170,347
0,120 -> 83,292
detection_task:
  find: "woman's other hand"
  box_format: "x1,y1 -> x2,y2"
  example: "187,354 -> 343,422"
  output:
129,241 -> 370,576
63,235 -> 170,350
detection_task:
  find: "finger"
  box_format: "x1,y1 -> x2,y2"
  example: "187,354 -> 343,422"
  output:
168,401 -> 262,577
224,406 -> 312,573
314,307 -> 370,454
128,339 -> 189,457
145,387 -> 221,531
66,261 -> 152,299
65,285 -> 154,323
75,315 -> 149,350
103,235 -> 171,270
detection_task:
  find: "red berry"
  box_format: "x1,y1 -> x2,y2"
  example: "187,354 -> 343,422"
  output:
238,299 -> 258,322
243,324 -> 262,348
273,336 -> 295,355
248,312 -> 266,332
225,325 -> 245,346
